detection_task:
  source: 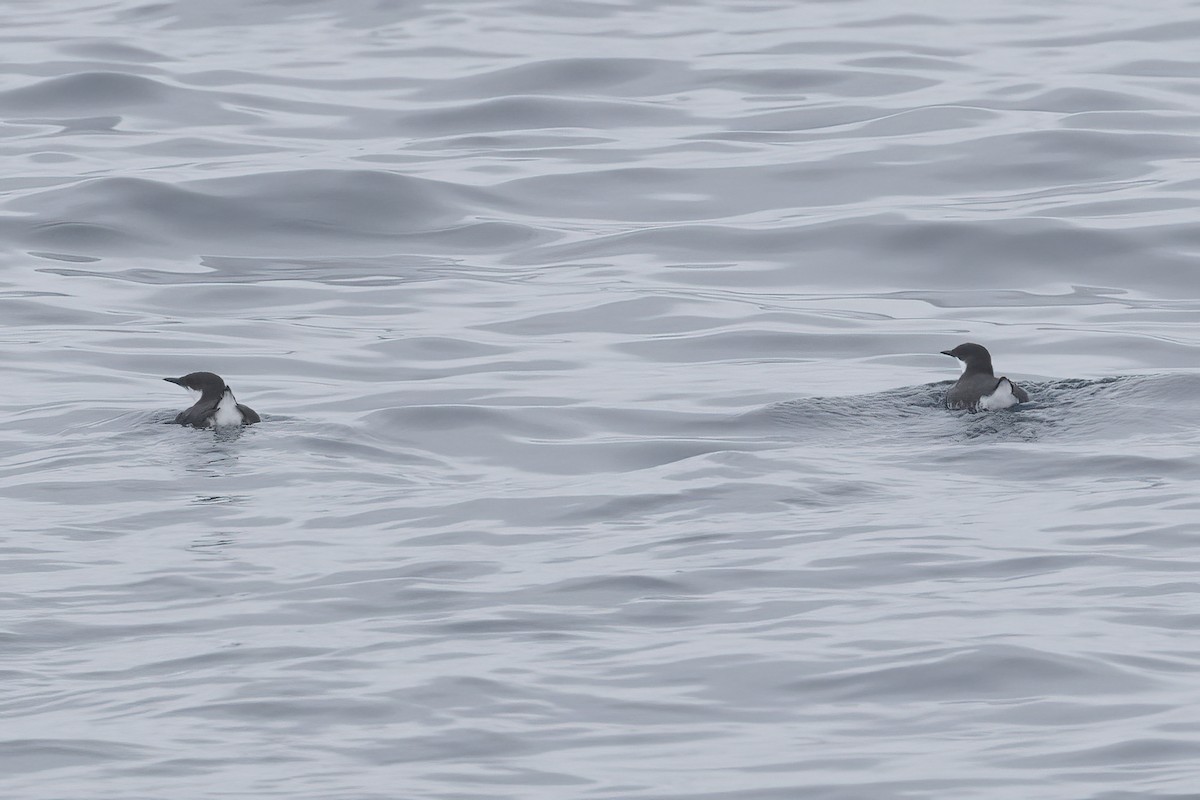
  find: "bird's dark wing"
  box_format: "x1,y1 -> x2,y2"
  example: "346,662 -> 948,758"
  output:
945,374 -> 995,410
1000,377 -> 1030,403
173,398 -> 219,427
236,403 -> 261,424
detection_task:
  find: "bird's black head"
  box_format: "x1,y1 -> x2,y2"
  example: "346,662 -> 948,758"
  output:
940,343 -> 994,375
164,371 -> 227,399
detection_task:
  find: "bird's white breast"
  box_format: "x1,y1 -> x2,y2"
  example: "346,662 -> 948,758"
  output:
212,390 -> 243,427
977,378 -> 1019,411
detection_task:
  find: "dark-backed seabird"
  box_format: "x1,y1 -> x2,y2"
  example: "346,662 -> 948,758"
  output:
941,343 -> 1029,411
164,372 -> 261,427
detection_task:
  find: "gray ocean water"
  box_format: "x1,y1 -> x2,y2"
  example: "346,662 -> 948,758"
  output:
4,1 -> 1200,797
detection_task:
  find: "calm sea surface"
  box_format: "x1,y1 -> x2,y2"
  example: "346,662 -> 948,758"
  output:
4,1 -> 1200,798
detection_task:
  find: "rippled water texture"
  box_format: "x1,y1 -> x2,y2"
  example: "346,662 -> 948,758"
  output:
4,1 -> 1200,798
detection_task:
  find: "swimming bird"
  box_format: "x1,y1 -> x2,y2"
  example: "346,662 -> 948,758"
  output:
164,372 -> 261,427
941,343 -> 1029,411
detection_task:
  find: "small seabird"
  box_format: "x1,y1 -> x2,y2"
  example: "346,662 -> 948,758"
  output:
164,372 -> 261,428
941,343 -> 1029,411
